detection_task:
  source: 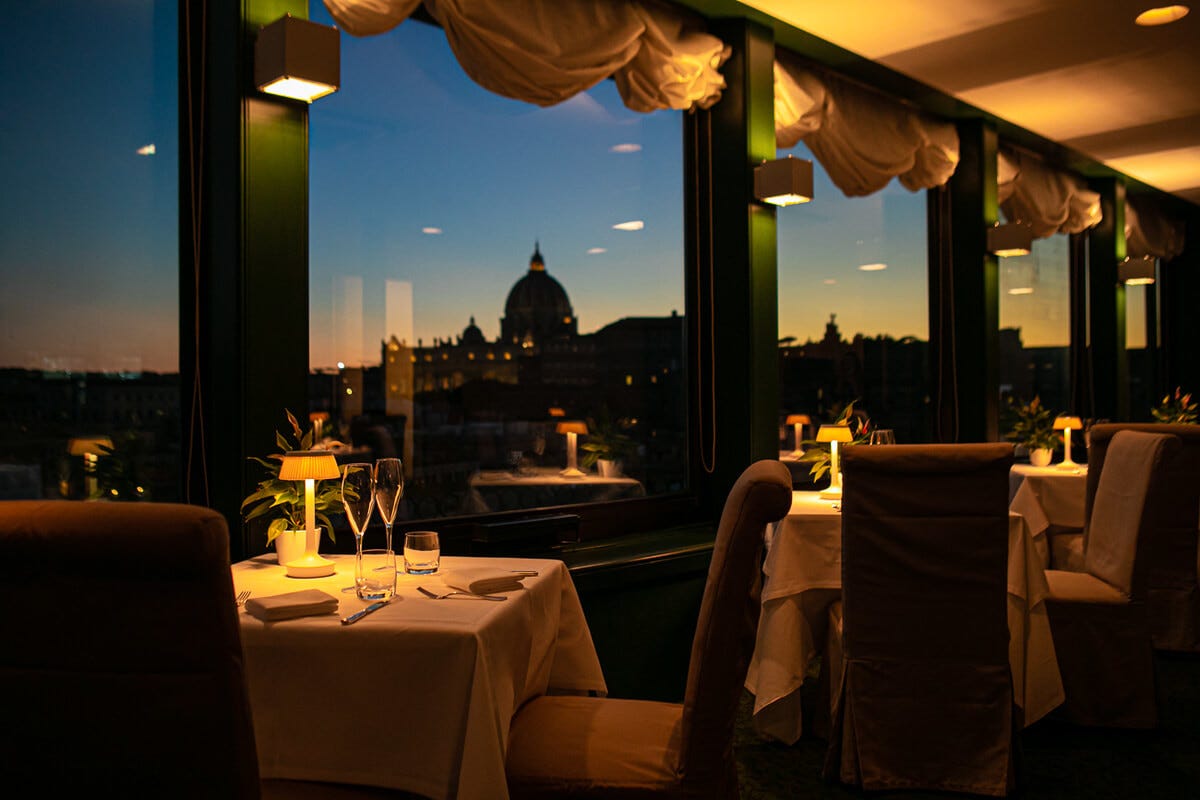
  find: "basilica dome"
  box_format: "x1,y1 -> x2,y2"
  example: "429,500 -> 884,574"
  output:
501,243 -> 577,345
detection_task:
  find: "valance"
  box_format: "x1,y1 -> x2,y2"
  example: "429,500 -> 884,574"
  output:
322,0 -> 730,112
1126,195 -> 1185,260
773,53 -> 959,197
997,149 -> 1101,239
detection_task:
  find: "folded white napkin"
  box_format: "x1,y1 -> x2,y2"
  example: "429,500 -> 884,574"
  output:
440,567 -> 526,595
244,589 -> 340,622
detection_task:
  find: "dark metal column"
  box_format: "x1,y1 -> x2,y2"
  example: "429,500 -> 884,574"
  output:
1086,178 -> 1127,421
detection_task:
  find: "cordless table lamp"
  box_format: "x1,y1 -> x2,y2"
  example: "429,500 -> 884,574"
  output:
817,424 -> 854,500
786,414 -> 812,458
1054,416 -> 1083,470
557,420 -> 588,478
278,449 -> 341,577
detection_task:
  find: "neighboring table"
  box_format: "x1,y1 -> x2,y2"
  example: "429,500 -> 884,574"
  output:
1009,464 -> 1088,568
464,467 -> 645,513
233,554 -> 606,800
745,492 -> 1064,743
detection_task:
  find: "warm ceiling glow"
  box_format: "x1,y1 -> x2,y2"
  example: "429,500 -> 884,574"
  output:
1105,146 -> 1200,192
1008,287 -> 1035,295
823,279 -> 837,285
761,193 -> 812,206
259,76 -> 338,103
1126,277 -> 1156,285
858,263 -> 888,271
422,227 -> 443,235
612,220 -> 645,231
1135,5 -> 1189,26
610,143 -> 642,153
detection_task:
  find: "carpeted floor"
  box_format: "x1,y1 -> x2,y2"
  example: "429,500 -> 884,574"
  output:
734,652 -> 1200,798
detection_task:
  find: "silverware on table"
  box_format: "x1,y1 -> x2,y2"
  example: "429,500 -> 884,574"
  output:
341,597 -> 394,625
417,586 -> 506,602
235,590 -> 251,607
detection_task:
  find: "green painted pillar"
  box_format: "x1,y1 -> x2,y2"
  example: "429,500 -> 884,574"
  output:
1087,178 -> 1127,421
685,19 -> 777,513
928,120 -> 998,442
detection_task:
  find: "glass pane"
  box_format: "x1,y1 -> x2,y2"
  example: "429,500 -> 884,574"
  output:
308,13 -> 686,520
998,234 -> 1071,415
1126,281 -> 1153,419
0,1 -> 179,501
776,142 -> 930,450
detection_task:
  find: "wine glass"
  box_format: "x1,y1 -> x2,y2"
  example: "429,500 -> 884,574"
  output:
374,458 -> 404,555
869,429 -> 896,445
341,463 -> 376,597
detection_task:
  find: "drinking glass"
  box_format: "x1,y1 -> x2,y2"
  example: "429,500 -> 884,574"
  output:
869,429 -> 896,445
373,458 -> 404,555
356,548 -> 396,601
404,531 -> 440,575
342,463 -> 379,599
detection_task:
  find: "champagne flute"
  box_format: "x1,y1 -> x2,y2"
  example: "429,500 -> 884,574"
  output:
374,458 -> 404,556
341,463 -> 376,596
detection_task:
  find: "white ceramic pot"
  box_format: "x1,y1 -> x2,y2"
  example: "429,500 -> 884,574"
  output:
274,528 -> 307,565
1029,448 -> 1053,467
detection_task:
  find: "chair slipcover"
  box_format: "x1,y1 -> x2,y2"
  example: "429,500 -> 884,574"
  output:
824,443 -> 1016,796
1045,430 -> 1180,727
505,460 -> 792,798
0,501 -> 261,798
1082,424 -> 1200,651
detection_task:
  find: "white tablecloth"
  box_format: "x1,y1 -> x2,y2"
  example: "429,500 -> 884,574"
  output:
233,554 -> 606,799
745,492 -> 1064,743
1009,464 -> 1088,568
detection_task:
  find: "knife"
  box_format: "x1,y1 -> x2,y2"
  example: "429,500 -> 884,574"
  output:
340,597 -> 393,625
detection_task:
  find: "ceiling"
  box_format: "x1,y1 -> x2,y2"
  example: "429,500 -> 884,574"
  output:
735,0 -> 1200,207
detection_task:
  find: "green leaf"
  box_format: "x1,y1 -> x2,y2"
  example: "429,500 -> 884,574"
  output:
265,518 -> 288,545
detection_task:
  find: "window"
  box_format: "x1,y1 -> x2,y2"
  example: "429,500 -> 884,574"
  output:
308,13 -> 686,520
999,234 -> 1071,415
0,0 -> 179,501
776,142 -> 930,446
1125,276 -> 1156,419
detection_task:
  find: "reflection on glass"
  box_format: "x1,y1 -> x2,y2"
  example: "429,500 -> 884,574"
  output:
307,14 -> 685,521
1126,279 -> 1156,419
998,234 -> 1070,415
776,142 -> 930,446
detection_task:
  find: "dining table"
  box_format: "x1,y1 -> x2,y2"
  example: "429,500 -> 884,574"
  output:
745,491 -> 1065,744
463,467 -> 645,513
232,554 -> 607,800
1008,463 -> 1088,568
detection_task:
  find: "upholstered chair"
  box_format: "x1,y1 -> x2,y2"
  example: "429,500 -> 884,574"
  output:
504,460 -> 792,799
1064,423 -> 1200,651
0,500 -> 261,798
1044,430 -> 1180,727
824,443 -> 1016,796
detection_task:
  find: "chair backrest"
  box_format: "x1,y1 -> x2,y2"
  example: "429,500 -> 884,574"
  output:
840,443 -> 1013,665
0,500 -> 260,798
1083,430 -> 1181,598
678,460 -> 792,788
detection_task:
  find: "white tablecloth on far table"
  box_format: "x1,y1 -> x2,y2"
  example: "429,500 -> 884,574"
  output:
1009,464 -> 1088,568
745,492 -> 1064,743
233,554 -> 606,800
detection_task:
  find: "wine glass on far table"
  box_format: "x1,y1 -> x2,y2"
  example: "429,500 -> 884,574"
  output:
374,458 -> 404,554
869,429 -> 896,445
341,463 -> 376,596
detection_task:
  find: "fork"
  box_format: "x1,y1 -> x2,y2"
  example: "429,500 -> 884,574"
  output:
235,590 -> 251,607
417,586 -> 506,602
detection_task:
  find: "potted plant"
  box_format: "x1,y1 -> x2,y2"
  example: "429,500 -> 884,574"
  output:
580,411 -> 637,477
241,410 -> 344,563
798,401 -> 871,483
1151,387 -> 1198,424
1004,395 -> 1058,465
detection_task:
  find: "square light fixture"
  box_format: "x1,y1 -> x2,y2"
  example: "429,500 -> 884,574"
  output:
1118,256 -> 1156,285
754,157 -> 814,206
987,222 -> 1034,257
255,14 -> 340,103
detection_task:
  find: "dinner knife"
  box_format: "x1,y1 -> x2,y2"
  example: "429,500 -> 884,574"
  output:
340,597 -> 393,625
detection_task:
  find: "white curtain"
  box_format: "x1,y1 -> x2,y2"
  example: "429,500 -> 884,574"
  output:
323,0 -> 730,111
1126,195 -> 1186,260
773,53 -> 959,197
997,149 -> 1101,238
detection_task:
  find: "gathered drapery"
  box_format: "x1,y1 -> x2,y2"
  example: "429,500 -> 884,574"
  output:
322,0 -> 730,111
773,53 -> 959,197
1126,195 -> 1185,260
997,149 -> 1101,238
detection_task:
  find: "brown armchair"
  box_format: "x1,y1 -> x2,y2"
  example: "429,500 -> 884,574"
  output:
504,460 -> 792,799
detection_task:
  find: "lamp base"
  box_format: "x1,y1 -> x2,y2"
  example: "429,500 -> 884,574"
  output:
284,553 -> 336,578
789,448 -> 805,459
819,485 -> 843,500
1056,458 -> 1080,471
560,467 -> 586,478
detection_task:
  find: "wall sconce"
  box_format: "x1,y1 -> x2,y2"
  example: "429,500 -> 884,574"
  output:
816,424 -> 854,500
255,14 -> 340,103
1118,256 -> 1156,285
785,414 -> 811,458
556,421 -> 588,478
1053,416 -> 1083,470
987,222 -> 1033,257
754,156 -> 814,206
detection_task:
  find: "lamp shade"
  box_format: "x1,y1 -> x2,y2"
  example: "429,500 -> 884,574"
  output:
987,222 -> 1033,257
816,424 -> 853,443
278,450 -> 341,481
255,15 -> 340,103
67,436 -> 113,456
556,421 -> 588,436
785,414 -> 812,425
548,407 -> 566,418
754,157 -> 814,206
1053,416 -> 1083,431
1118,256 -> 1156,285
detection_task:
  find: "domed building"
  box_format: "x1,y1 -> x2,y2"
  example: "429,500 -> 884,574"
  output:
500,243 -> 578,346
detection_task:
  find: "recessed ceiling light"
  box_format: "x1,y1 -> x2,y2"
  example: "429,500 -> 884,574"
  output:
610,143 -> 642,153
1135,5 -> 1189,26
612,220 -> 644,231
587,247 -> 607,255
1008,287 -> 1035,295
823,279 -> 837,285
421,227 -> 442,235
858,263 -> 887,272
136,143 -> 156,156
